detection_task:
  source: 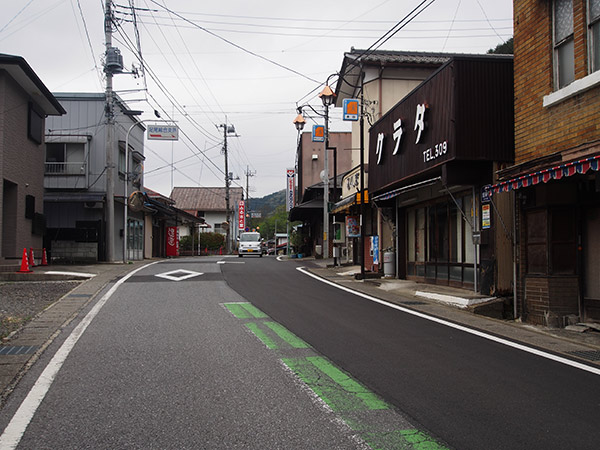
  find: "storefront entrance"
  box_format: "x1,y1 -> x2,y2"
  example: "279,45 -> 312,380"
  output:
405,192 -> 476,287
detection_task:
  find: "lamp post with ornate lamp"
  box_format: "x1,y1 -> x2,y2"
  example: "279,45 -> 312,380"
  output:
318,83 -> 336,259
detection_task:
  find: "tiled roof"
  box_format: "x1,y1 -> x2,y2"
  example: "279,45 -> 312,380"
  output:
170,187 -> 244,211
346,49 -> 457,66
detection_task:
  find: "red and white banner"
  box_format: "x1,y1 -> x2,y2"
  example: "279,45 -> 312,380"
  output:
286,168 -> 295,212
166,226 -> 179,257
238,200 -> 245,230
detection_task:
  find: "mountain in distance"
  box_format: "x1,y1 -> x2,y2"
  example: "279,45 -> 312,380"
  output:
247,190 -> 285,218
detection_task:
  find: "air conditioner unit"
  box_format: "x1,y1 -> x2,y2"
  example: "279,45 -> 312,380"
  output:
84,201 -> 103,209
312,154 -> 319,160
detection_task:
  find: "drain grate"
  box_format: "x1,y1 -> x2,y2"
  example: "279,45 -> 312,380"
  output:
567,350 -> 600,362
400,301 -> 426,306
67,293 -> 92,298
0,345 -> 39,356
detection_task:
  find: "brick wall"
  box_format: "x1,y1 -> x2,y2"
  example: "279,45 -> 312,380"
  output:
525,276 -> 579,326
514,0 -> 600,165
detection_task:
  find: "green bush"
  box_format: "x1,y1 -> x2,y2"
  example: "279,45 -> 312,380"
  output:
199,232 -> 225,250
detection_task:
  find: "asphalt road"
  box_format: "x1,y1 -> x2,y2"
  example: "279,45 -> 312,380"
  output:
0,258 -> 367,449
222,256 -> 600,450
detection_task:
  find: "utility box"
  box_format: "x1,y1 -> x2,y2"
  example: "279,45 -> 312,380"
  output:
383,251 -> 396,278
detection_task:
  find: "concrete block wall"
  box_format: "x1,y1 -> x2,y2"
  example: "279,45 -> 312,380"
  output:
51,241 -> 98,263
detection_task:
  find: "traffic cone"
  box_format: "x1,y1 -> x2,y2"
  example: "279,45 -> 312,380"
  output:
18,248 -> 32,273
41,248 -> 48,266
29,248 -> 35,267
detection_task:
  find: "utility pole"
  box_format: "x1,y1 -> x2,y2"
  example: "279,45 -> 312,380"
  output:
218,120 -> 237,254
104,0 -> 115,262
244,165 -> 255,214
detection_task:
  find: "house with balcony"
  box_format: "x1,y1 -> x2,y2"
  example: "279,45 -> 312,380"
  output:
44,93 -> 145,262
0,54 -> 65,267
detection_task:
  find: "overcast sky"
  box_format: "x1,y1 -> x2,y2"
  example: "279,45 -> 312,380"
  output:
2,0 -> 513,199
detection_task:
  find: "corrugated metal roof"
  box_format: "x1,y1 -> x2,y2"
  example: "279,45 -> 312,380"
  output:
170,187 -> 243,211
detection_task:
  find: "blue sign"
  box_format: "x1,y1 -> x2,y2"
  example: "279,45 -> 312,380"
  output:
312,125 -> 324,142
372,235 -> 379,265
481,185 -> 493,203
343,99 -> 359,121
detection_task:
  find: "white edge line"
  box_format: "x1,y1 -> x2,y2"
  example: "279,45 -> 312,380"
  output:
296,267 -> 600,377
0,261 -> 160,450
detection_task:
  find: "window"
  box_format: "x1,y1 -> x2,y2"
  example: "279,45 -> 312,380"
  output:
118,143 -> 126,175
589,0 -> 600,72
554,0 -> 575,89
28,103 -> 43,144
45,143 -> 85,174
525,208 -> 576,275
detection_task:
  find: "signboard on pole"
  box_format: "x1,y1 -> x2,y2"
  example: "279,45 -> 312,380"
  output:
482,204 -> 491,229
343,99 -> 359,121
238,200 -> 245,230
312,125 -> 324,142
147,125 -> 179,141
286,169 -> 295,212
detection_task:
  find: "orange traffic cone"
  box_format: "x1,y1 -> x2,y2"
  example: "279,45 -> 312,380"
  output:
41,248 -> 48,266
18,248 -> 32,273
29,248 -> 35,267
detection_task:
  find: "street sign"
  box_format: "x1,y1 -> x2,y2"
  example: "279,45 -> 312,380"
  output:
238,200 -> 245,230
286,168 -> 295,212
343,99 -> 359,121
312,125 -> 324,142
147,125 -> 179,140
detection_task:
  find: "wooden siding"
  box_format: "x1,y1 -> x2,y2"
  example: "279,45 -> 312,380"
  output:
368,56 -> 514,195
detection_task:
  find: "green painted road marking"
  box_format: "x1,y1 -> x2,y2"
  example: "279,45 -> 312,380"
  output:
264,322 -> 310,348
363,430 -> 449,450
224,302 -> 268,319
226,303 -> 448,449
282,356 -> 389,412
307,356 -> 389,411
245,322 -> 278,349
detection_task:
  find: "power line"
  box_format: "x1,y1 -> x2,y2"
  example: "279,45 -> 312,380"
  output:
147,0 -> 321,85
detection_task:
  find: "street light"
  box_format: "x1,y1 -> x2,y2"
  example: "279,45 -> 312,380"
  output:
318,83 -> 336,259
123,117 -> 175,262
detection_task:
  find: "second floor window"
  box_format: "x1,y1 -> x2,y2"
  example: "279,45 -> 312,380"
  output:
554,0 -> 575,89
590,0 -> 600,72
45,142 -> 85,174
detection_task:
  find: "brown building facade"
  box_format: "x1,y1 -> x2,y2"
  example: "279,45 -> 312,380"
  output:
0,54 -> 64,266
490,1 -> 600,325
369,56 -> 514,294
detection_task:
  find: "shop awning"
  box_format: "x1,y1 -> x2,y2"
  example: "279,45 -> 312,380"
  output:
372,177 -> 442,202
331,190 -> 369,214
289,198 -> 324,221
486,154 -> 600,194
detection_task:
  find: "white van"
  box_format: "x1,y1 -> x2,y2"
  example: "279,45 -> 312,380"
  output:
237,232 -> 263,257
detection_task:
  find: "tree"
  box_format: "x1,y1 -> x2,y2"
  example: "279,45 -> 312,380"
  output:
487,37 -> 513,55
